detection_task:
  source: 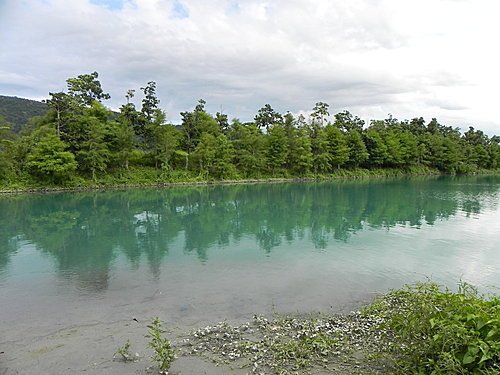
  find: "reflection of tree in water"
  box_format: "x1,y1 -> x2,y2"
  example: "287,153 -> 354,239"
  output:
0,175 -> 498,291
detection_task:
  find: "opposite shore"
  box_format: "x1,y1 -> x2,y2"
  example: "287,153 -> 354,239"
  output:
1,166 -> 498,195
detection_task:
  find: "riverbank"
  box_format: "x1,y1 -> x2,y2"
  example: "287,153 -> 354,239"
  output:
3,165 -> 496,195
1,282 -> 497,375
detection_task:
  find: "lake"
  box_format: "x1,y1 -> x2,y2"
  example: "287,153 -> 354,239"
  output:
0,176 -> 499,373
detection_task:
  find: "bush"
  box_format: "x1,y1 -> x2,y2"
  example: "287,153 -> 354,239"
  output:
364,282 -> 500,374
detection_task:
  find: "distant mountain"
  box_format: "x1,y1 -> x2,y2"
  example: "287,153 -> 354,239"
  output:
0,95 -> 48,133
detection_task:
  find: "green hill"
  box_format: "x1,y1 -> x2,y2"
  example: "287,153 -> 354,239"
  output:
0,95 -> 48,133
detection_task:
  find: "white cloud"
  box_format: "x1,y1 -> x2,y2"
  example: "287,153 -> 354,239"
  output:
0,0 -> 499,134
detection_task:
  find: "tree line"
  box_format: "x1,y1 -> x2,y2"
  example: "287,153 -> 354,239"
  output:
0,72 -> 499,186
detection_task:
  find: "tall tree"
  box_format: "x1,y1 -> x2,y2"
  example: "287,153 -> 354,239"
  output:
311,102 -> 330,126
334,110 -> 364,132
66,71 -> 110,106
230,121 -> 266,177
324,125 -> 349,170
140,81 -> 159,123
44,92 -> 77,137
364,128 -> 389,167
310,125 -> 331,173
266,124 -> 288,175
289,127 -> 313,175
180,99 -> 219,163
254,104 -> 282,131
75,116 -> 109,181
215,111 -> 229,134
346,129 -> 369,168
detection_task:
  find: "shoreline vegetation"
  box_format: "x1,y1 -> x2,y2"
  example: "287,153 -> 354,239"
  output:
1,72 -> 499,194
0,165 -> 498,195
0,166 -> 449,194
118,282 -> 499,375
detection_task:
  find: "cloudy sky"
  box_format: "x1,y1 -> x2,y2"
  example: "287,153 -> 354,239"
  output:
0,0 -> 499,134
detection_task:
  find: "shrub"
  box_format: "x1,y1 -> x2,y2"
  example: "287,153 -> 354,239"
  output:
364,282 -> 500,374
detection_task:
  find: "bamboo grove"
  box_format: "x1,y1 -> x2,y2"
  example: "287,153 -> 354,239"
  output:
0,72 -> 499,186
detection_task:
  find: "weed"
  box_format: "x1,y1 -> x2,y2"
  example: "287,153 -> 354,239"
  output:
363,281 -> 500,374
114,339 -> 134,362
147,317 -> 175,373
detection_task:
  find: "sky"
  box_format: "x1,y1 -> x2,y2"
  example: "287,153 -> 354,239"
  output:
0,0 -> 499,134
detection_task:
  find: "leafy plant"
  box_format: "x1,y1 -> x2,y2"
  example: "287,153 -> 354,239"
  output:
147,317 -> 175,373
363,282 -> 500,374
114,339 -> 133,362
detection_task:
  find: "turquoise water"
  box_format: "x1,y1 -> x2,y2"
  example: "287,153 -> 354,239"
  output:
0,176 -> 499,339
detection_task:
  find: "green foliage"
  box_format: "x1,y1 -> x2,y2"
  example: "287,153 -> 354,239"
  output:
1,72 -> 499,190
66,71 -> 110,106
230,121 -> 266,177
311,101 -> 330,126
147,317 -> 175,373
364,282 -> 500,374
254,103 -> 283,130
288,126 -> 313,175
310,125 -> 331,174
0,120 -> 16,180
140,81 -> 159,123
25,127 -> 77,184
346,129 -> 369,167
148,124 -> 181,170
266,124 -> 288,175
324,125 -> 349,170
364,128 -> 389,167
114,339 -> 134,362
74,114 -> 109,181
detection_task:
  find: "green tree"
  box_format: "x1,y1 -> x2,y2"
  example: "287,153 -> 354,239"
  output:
44,92 -> 78,137
140,81 -> 160,123
311,102 -> 330,126
180,99 -> 219,168
254,104 -> 282,131
266,124 -> 288,175
106,119 -> 135,170
346,129 -> 369,168
334,110 -> 364,133
486,136 -> 500,169
230,121 -> 266,177
364,128 -> 389,167
193,132 -> 217,177
215,111 -> 229,134
384,129 -> 403,167
212,134 -> 236,179
66,71 -> 110,106
25,127 -> 77,183
75,116 -> 109,181
310,125 -> 331,173
425,133 -> 461,173
119,89 -> 141,142
324,125 -> 349,170
289,126 -> 313,175
149,124 -> 181,170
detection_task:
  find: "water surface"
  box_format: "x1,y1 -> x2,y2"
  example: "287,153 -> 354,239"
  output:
1,176 -> 499,341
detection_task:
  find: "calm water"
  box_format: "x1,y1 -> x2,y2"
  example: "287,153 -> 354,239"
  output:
1,176 -> 500,339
